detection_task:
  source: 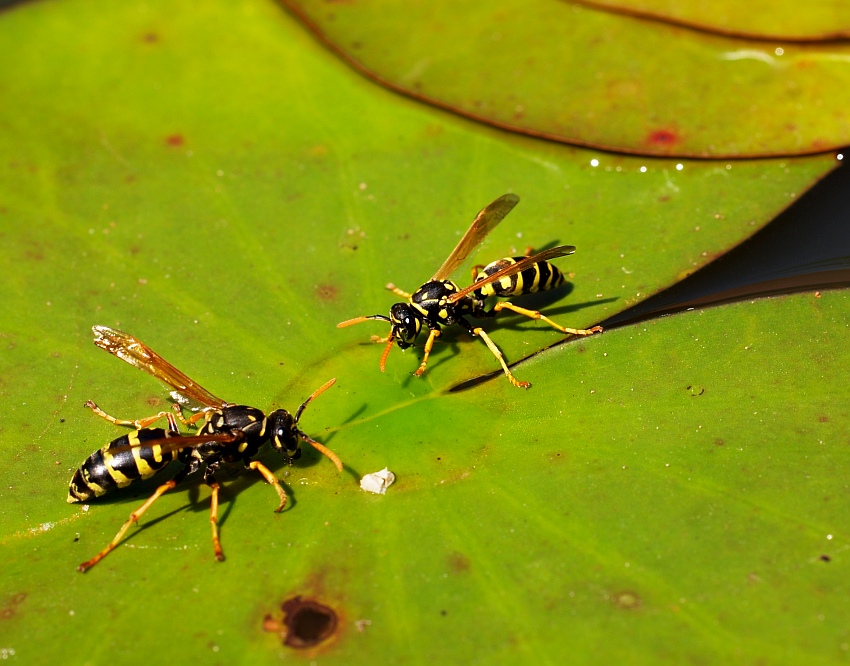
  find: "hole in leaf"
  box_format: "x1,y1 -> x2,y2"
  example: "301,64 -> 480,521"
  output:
267,596 -> 339,649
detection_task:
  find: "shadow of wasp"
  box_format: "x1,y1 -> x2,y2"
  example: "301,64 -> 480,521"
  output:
69,325 -> 341,572
338,193 -> 602,388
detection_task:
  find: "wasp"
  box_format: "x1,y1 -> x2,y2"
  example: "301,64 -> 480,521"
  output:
68,325 -> 342,572
338,194 -> 602,388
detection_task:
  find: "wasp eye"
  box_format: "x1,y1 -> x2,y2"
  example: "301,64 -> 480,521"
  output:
389,303 -> 420,344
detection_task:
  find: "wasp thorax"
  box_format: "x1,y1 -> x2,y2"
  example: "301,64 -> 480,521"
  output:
268,409 -> 301,458
413,280 -> 456,302
389,302 -> 421,348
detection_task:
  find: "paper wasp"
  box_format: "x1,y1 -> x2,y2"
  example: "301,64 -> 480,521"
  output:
68,325 -> 341,572
338,194 -> 602,388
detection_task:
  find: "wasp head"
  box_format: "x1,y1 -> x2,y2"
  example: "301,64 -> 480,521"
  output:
267,409 -> 301,462
389,302 -> 422,349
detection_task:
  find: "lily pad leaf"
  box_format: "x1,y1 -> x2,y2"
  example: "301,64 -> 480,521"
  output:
573,0 -> 850,41
281,0 -> 850,157
0,0 -> 847,664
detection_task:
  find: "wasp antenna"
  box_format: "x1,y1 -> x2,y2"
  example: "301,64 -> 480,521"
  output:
300,432 -> 343,472
337,315 -> 391,328
294,378 -> 336,423
379,337 -> 394,373
337,316 -> 370,328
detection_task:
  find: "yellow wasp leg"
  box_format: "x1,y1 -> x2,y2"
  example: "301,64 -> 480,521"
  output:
385,283 -> 412,299
175,405 -> 210,428
248,461 -> 288,512
85,400 -> 175,430
86,400 -> 207,430
77,477 -> 180,572
209,481 -> 224,561
413,329 -> 441,377
492,301 -> 603,336
472,327 -> 530,389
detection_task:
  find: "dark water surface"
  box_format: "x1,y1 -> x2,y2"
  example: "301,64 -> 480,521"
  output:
601,157 -> 849,329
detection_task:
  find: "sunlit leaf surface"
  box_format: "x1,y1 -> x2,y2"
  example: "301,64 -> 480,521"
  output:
0,0 -> 845,663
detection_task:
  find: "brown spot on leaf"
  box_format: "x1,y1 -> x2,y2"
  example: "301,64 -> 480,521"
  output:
142,32 -> 159,43
646,129 -> 679,147
165,134 -> 185,147
818,415 -> 829,423
1,593 -> 27,620
315,284 -> 338,301
264,596 -> 339,649
447,551 -> 471,574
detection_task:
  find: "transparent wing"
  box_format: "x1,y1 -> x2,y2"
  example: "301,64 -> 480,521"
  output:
107,432 -> 240,456
447,245 -> 575,303
431,193 -> 520,281
92,325 -> 229,410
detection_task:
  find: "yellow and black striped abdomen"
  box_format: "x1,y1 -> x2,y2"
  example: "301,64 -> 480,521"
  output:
68,428 -> 177,503
474,256 -> 565,299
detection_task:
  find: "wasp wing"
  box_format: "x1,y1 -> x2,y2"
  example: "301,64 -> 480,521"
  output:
106,431 -> 241,456
431,193 -> 520,282
447,245 -> 576,303
92,325 -> 229,411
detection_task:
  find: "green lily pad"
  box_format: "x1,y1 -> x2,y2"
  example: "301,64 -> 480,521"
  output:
574,0 -> 850,41
280,0 -> 850,157
0,0 -> 846,663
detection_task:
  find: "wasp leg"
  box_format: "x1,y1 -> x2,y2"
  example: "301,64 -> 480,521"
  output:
199,464 -> 226,561
491,301 -> 603,336
370,335 -> 391,343
208,480 -> 224,561
248,460 -> 288,512
85,400 -> 174,430
413,329 -> 441,377
470,264 -> 485,282
77,465 -> 191,573
170,403 -> 209,429
385,283 -> 412,299
472,327 -> 531,389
